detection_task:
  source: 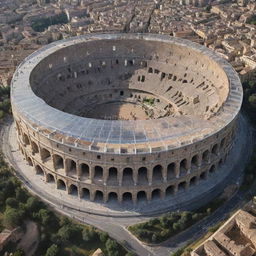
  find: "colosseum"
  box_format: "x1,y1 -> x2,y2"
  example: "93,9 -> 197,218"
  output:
11,33 -> 243,211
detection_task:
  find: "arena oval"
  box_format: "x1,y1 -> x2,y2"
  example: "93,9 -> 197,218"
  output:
11,34 -> 243,205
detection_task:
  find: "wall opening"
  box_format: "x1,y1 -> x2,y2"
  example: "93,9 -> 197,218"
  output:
166,185 -> 175,196
95,190 -> 103,202
57,179 -> 66,190
137,191 -> 147,202
122,168 -> 133,185
178,181 -> 186,191
167,163 -> 175,180
35,165 -> 44,176
190,176 -> 197,186
81,163 -> 89,178
31,141 -> 39,154
122,192 -> 132,203
153,165 -> 163,181
41,148 -> 51,161
138,167 -> 148,185
180,159 -> 187,176
191,155 -> 199,168
209,165 -> 216,173
69,184 -> 78,196
94,166 -> 103,180
202,150 -> 210,163
46,173 -> 55,183
82,188 -> 90,200
27,157 -> 33,166
108,167 -> 118,185
152,189 -> 161,200
53,154 -> 64,170
108,192 -> 118,202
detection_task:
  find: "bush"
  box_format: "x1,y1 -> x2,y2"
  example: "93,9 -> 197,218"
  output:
3,207 -> 23,229
45,244 -> 59,256
6,197 -> 18,208
82,227 -> 98,242
105,239 -> 119,256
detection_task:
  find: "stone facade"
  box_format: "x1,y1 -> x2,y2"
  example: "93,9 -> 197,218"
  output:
11,34 -> 243,205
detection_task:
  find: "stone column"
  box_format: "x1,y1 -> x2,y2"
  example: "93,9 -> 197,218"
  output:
118,170 -> 123,186
64,159 -> 69,175
133,169 -> 138,186
90,190 -> 95,201
103,168 -> 109,185
147,168 -> 153,186
175,161 -> 180,178
90,166 -> 95,181
77,163 -> 82,180
132,193 -> 137,205
147,190 -> 152,201
103,192 -> 108,203
163,166 -> 167,182
186,159 -> 191,174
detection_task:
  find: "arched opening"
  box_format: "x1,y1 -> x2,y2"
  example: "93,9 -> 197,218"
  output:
94,166 -> 103,180
46,173 -> 55,183
82,188 -> 90,200
180,159 -> 187,176
178,181 -> 186,191
167,163 -> 175,180
212,144 -> 218,155
108,167 -> 118,185
23,133 -> 29,145
95,190 -> 103,202
41,148 -> 51,161
191,155 -> 199,168
31,141 -> 39,154
137,191 -> 147,202
122,168 -> 133,185
190,176 -> 197,186
35,165 -> 44,176
122,192 -> 133,203
69,184 -> 78,196
27,157 -> 33,166
138,167 -> 148,185
200,172 -> 206,180
209,165 -> 216,173
81,163 -> 89,178
152,189 -> 161,200
202,150 -> 210,163
166,185 -> 175,196
219,159 -> 223,167
108,192 -> 118,203
53,154 -> 64,170
57,179 -> 66,190
152,165 -> 163,181
67,159 -> 76,176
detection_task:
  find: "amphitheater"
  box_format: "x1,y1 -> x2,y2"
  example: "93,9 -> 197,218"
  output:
10,34 -> 243,211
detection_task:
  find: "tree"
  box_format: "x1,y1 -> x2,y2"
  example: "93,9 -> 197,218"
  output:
82,227 -> 98,242
3,207 -> 22,229
13,249 -> 25,256
6,197 -> 18,208
105,239 -> 119,256
99,231 -> 109,243
26,196 -> 41,213
249,94 -> 256,108
45,244 -> 59,256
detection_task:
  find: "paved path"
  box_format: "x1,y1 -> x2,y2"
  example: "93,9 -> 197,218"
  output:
1,115 -> 253,256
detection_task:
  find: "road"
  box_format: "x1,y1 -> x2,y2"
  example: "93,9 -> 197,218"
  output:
0,114 -> 254,256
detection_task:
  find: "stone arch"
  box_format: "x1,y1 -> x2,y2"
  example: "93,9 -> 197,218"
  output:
108,167 -> 118,185
152,189 -> 161,200
122,168 -> 133,185
80,163 -> 89,178
220,138 -> 225,149
166,185 -> 175,196
69,184 -> 78,196
200,171 -> 206,180
82,188 -> 90,200
138,167 -> 148,185
53,154 -> 64,170
108,192 -> 118,202
41,148 -> 51,161
46,173 -> 55,183
152,165 -> 163,181
66,159 -> 76,176
167,163 -> 175,180
23,133 -> 29,145
211,144 -> 218,155
190,176 -> 197,186
122,192 -> 133,203
57,179 -> 66,190
94,166 -> 103,179
95,190 -> 104,202
178,181 -> 187,191
137,191 -> 147,202
31,141 -> 39,154
180,159 -> 187,176
35,165 -> 44,176
191,155 -> 199,168
202,150 -> 210,163
209,164 -> 216,173
27,157 -> 33,166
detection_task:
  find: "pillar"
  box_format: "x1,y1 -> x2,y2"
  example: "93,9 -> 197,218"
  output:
175,161 -> 180,178
118,171 -> 123,186
163,166 -> 167,182
133,169 -> 138,186
147,168 -> 153,186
